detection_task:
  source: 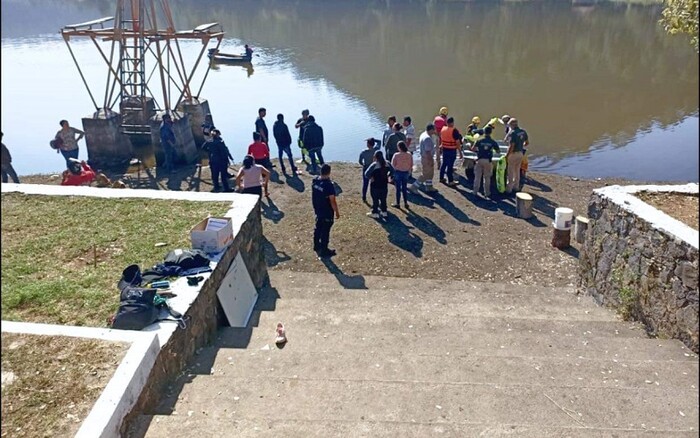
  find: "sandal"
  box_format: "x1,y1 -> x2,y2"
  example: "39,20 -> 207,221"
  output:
275,322 -> 287,344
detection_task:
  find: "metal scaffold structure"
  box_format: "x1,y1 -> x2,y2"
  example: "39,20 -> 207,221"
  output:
60,0 -> 224,167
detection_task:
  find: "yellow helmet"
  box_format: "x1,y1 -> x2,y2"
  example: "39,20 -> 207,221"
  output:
439,106 -> 449,116
472,116 -> 481,124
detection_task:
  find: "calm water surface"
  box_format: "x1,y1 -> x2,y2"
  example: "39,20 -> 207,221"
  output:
1,0 -> 698,181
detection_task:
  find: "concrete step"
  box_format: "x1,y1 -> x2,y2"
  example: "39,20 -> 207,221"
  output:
147,376 -> 699,432
141,414 -> 697,438
184,349 -> 699,392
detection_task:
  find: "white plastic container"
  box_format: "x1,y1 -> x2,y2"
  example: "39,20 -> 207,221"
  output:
554,207 -> 574,230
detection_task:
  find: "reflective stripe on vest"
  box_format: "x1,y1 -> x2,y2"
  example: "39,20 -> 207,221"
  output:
440,126 -> 458,149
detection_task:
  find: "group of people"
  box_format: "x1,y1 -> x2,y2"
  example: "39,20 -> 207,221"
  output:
358,107 -> 530,218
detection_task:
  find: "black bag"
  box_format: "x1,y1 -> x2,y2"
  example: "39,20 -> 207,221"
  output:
163,249 -> 210,271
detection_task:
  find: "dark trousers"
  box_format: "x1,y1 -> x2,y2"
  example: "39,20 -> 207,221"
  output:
60,148 -> 79,165
242,185 -> 263,196
370,184 -> 388,214
394,170 -> 409,205
162,143 -> 176,170
277,144 -> 297,172
211,162 -> 230,191
361,172 -> 370,200
309,148 -> 324,172
313,217 -> 334,252
254,157 -> 273,170
440,148 -> 457,182
2,164 -> 20,183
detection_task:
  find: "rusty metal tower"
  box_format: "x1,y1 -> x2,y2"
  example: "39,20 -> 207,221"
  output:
60,0 -> 224,166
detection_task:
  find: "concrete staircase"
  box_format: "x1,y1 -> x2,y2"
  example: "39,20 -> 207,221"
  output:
136,271 -> 699,437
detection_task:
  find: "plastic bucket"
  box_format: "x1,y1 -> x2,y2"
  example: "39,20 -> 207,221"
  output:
554,207 -> 574,230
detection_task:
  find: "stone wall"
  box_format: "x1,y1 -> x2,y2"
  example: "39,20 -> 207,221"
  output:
579,184 -> 699,353
120,197 -> 267,434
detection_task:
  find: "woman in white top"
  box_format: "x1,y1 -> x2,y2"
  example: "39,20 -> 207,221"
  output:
236,154 -> 270,197
55,119 -> 85,165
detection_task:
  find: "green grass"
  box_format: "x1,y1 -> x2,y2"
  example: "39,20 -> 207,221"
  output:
1,194 -> 230,327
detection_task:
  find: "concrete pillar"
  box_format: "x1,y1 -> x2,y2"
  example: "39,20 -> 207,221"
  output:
149,111 -> 198,166
81,109 -> 133,167
177,98 -> 212,147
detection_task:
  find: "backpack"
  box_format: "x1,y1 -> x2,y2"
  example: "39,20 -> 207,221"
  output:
111,265 -> 187,330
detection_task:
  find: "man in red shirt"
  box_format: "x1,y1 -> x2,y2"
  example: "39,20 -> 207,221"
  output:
433,106 -> 448,169
247,132 -> 273,169
61,159 -> 96,186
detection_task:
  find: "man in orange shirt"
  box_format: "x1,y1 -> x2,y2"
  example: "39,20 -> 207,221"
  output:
247,132 -> 273,169
438,117 -> 464,187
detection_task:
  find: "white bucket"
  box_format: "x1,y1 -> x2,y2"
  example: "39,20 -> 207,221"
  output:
554,207 -> 574,230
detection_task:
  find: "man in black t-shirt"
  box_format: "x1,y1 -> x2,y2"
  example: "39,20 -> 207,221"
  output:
255,107 -> 269,145
312,164 -> 340,258
471,126 -> 499,198
295,109 -> 311,165
506,118 -> 529,194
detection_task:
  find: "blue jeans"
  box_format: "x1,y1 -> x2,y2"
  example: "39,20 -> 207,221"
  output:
309,149 -> 324,173
277,144 -> 296,172
362,171 -> 370,200
394,170 -> 409,205
60,148 -> 79,165
440,148 -> 457,182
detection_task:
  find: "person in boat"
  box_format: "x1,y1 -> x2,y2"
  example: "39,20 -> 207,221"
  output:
248,132 -> 273,169
244,44 -> 253,58
61,158 -> 96,186
203,129 -> 234,193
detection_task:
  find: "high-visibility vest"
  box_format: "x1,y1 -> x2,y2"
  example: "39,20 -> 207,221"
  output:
440,126 -> 458,149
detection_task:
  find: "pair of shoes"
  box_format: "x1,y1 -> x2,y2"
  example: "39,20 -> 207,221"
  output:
392,203 -> 400,208
380,211 -> 388,218
295,170 -> 303,175
448,181 -> 458,187
367,212 -> 379,219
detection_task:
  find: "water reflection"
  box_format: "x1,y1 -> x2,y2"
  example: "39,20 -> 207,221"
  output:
1,0 -> 698,181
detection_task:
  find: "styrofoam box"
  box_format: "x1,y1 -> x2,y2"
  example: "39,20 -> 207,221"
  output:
190,217 -> 233,253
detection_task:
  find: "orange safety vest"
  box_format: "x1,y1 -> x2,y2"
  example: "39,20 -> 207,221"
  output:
440,126 -> 459,149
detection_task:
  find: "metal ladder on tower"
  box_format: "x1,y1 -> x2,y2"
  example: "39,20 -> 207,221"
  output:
119,15 -> 151,137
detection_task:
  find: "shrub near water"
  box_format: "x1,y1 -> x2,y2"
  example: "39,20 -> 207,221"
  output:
0,194 -> 230,327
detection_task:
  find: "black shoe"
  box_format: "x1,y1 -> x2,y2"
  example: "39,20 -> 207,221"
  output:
211,187 -> 221,193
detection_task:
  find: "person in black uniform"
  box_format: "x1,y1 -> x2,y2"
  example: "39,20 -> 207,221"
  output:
312,164 -> 340,258
203,129 -> 233,192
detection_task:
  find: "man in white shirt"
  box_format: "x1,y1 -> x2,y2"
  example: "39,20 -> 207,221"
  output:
412,123 -> 437,192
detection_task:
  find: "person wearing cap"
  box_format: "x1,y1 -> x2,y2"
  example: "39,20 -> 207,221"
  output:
439,117 -> 463,186
359,137 -> 379,202
203,129 -> 234,192
159,113 -> 176,172
501,114 -> 513,142
302,115 -> 325,174
1,132 -> 20,184
295,109 -> 311,165
471,125 -> 499,198
506,118 -> 529,194
466,116 -> 482,137
412,123 -> 436,192
433,107 -> 448,169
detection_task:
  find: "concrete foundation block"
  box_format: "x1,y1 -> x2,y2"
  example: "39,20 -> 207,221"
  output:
149,112 -> 198,166
82,110 -> 134,167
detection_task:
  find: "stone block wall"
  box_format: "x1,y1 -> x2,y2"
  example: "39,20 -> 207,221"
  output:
121,197 -> 266,434
579,184 -> 699,353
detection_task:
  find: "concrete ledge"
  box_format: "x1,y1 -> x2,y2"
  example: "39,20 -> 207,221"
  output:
579,183 -> 699,352
1,321 -> 159,438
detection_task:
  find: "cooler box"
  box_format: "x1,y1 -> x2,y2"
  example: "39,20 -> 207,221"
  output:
190,217 -> 233,253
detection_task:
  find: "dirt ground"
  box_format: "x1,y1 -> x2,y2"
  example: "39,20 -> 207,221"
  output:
1,333 -> 128,438
19,161 -> 642,287
636,191 -> 699,230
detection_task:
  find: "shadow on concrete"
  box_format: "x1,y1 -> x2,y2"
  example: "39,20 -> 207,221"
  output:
262,235 -> 291,268
378,213 -> 423,257
261,197 -> 285,223
405,210 -> 446,244
320,257 -> 368,289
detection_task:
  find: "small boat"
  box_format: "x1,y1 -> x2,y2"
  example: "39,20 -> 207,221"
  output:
208,48 -> 252,64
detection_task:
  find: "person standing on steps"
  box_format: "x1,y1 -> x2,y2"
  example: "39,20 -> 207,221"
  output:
412,123 -> 436,192
506,118 -> 528,195
203,129 -> 234,192
1,132 -> 20,184
295,109 -> 311,165
236,155 -> 270,197
159,114 -> 177,172
302,115 -> 325,174
391,141 -> 413,209
273,113 -> 300,175
359,138 -> 378,202
312,164 -> 340,258
439,117 -> 463,187
255,107 -> 269,146
471,125 -> 499,199
55,119 -> 85,165
365,150 -> 391,219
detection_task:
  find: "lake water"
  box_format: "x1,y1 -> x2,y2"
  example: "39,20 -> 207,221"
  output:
1,0 -> 698,181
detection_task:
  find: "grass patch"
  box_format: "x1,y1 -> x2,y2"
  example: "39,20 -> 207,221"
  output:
1,194 -> 230,326
1,333 -> 128,438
